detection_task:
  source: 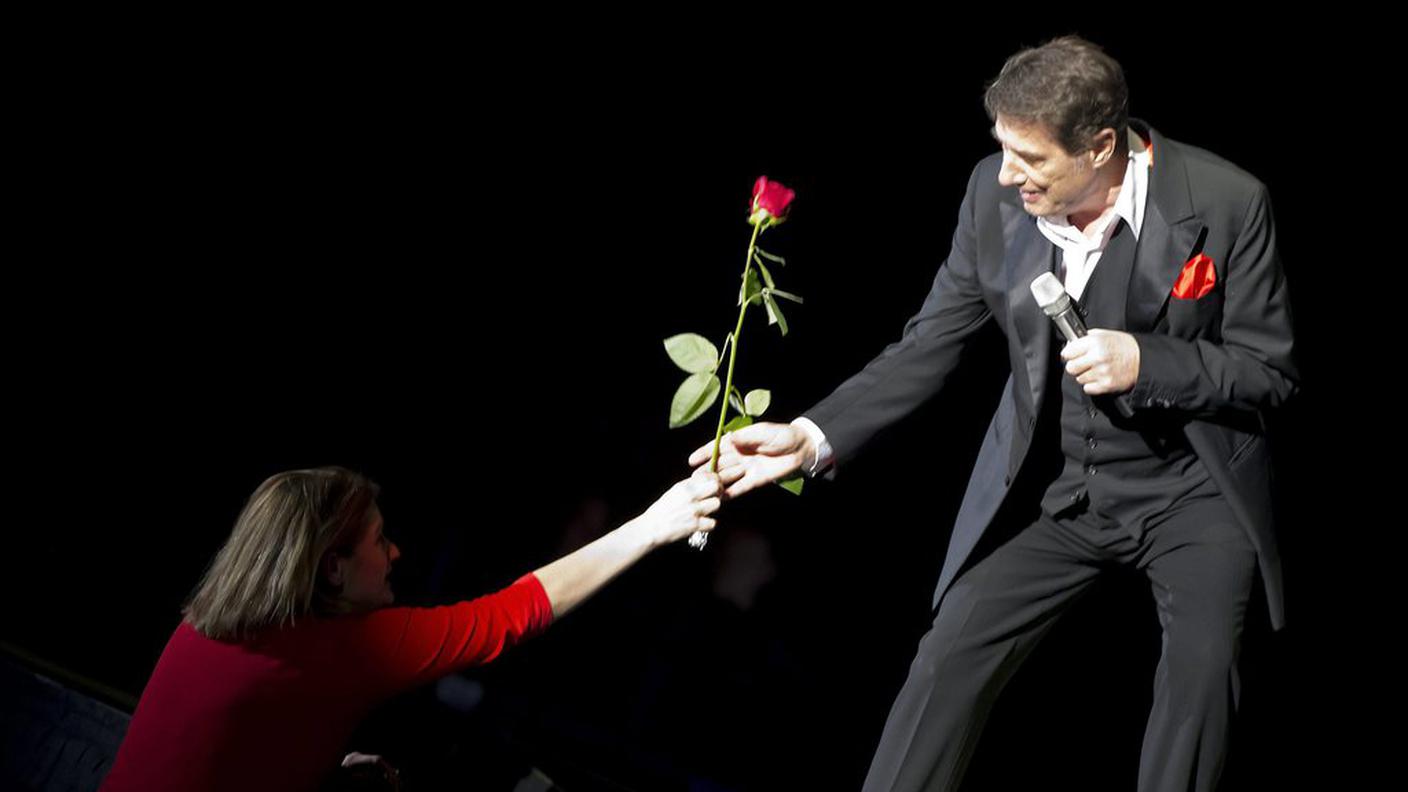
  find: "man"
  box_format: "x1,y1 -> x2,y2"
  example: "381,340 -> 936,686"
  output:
690,36 -> 1296,792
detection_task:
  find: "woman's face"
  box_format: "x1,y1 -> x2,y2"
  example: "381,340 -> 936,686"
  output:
328,505 -> 401,611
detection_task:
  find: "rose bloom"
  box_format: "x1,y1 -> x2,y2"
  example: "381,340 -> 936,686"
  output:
751,176 -> 795,223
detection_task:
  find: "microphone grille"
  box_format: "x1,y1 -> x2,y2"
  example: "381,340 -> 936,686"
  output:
1030,272 -> 1069,310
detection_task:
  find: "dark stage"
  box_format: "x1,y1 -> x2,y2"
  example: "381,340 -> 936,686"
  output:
3,21 -> 1366,792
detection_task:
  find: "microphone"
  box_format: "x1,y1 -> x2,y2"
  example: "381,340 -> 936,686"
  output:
1030,272 -> 1086,343
1031,272 -> 1135,418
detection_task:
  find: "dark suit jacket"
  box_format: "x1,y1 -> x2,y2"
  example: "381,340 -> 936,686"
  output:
805,120 -> 1298,629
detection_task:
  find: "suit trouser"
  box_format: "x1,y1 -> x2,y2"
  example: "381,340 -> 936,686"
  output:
861,495 -> 1258,792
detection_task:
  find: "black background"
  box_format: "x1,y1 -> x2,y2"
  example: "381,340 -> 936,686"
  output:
4,18 -> 1371,791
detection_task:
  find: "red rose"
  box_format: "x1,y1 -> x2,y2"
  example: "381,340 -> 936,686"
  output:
1171,253 -> 1217,300
749,176 -> 795,226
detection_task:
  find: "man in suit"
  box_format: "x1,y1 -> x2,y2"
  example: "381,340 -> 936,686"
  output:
690,36 -> 1296,792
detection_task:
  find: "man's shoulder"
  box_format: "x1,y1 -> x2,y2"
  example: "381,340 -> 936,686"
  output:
972,150 -> 1005,184
966,151 -> 1010,208
1156,129 -> 1268,201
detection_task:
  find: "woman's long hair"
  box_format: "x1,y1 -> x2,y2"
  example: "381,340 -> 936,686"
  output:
184,467 -> 380,640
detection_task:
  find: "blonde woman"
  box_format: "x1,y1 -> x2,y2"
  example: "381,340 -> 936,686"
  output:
101,465 -> 730,792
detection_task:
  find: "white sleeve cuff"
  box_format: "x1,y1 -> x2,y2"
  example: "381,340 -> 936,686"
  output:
790,417 -> 834,476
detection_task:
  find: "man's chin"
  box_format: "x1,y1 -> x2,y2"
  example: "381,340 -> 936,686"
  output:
1022,201 -> 1059,219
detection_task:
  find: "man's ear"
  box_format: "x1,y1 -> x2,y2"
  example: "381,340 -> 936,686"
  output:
322,553 -> 345,588
1089,128 -> 1119,168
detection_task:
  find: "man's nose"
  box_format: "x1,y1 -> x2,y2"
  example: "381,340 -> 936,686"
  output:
389,542 -> 401,562
998,153 -> 1025,187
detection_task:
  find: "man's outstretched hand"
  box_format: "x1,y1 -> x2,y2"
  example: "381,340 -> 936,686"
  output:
688,422 -> 817,499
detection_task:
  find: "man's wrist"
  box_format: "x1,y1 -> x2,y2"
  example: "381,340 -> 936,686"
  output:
790,417 -> 833,476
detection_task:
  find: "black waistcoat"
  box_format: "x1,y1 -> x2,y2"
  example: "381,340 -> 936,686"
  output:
1033,220 -> 1219,541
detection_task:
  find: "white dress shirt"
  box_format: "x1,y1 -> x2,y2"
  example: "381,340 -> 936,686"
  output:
794,129 -> 1153,475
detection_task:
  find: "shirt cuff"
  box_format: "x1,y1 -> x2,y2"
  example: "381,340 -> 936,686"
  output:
790,417 -> 833,477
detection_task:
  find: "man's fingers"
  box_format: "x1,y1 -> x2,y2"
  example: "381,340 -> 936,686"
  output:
1083,376 -> 1118,395
724,472 -> 773,499
1062,334 -> 1114,363
687,450 -> 743,473
717,464 -> 746,484
725,422 -> 795,452
689,424 -> 795,468
688,440 -> 723,466
691,449 -> 746,473
722,474 -> 751,499
1060,338 -> 1088,361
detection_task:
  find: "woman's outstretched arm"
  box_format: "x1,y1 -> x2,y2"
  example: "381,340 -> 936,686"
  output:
535,467 -> 732,619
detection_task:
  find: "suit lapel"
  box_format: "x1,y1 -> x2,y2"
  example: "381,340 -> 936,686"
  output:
1000,122 -> 1206,410
1002,200 -> 1054,414
1126,122 -> 1206,333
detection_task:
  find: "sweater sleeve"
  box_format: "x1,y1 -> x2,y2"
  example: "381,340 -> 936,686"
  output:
352,573 -> 554,694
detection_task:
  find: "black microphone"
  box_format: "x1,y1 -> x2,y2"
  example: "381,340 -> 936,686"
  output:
1030,272 -> 1086,342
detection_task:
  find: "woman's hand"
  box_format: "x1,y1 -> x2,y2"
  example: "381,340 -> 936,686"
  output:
633,467 -> 733,547
534,466 -> 741,619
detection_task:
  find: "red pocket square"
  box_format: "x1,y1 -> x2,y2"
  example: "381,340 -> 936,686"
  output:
1172,253 -> 1216,299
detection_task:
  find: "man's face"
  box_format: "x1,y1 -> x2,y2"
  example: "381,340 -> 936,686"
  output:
992,116 -> 1106,220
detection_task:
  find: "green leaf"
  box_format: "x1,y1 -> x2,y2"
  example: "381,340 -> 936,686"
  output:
744,389 -> 770,417
755,247 -> 787,265
777,472 -> 804,495
729,389 -> 746,415
723,413 -> 754,434
768,288 -> 804,304
763,293 -> 789,336
738,267 -> 763,306
669,372 -> 720,428
753,256 -> 776,289
663,334 -> 720,374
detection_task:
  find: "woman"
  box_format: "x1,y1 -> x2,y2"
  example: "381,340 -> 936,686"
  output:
100,465 -> 731,792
